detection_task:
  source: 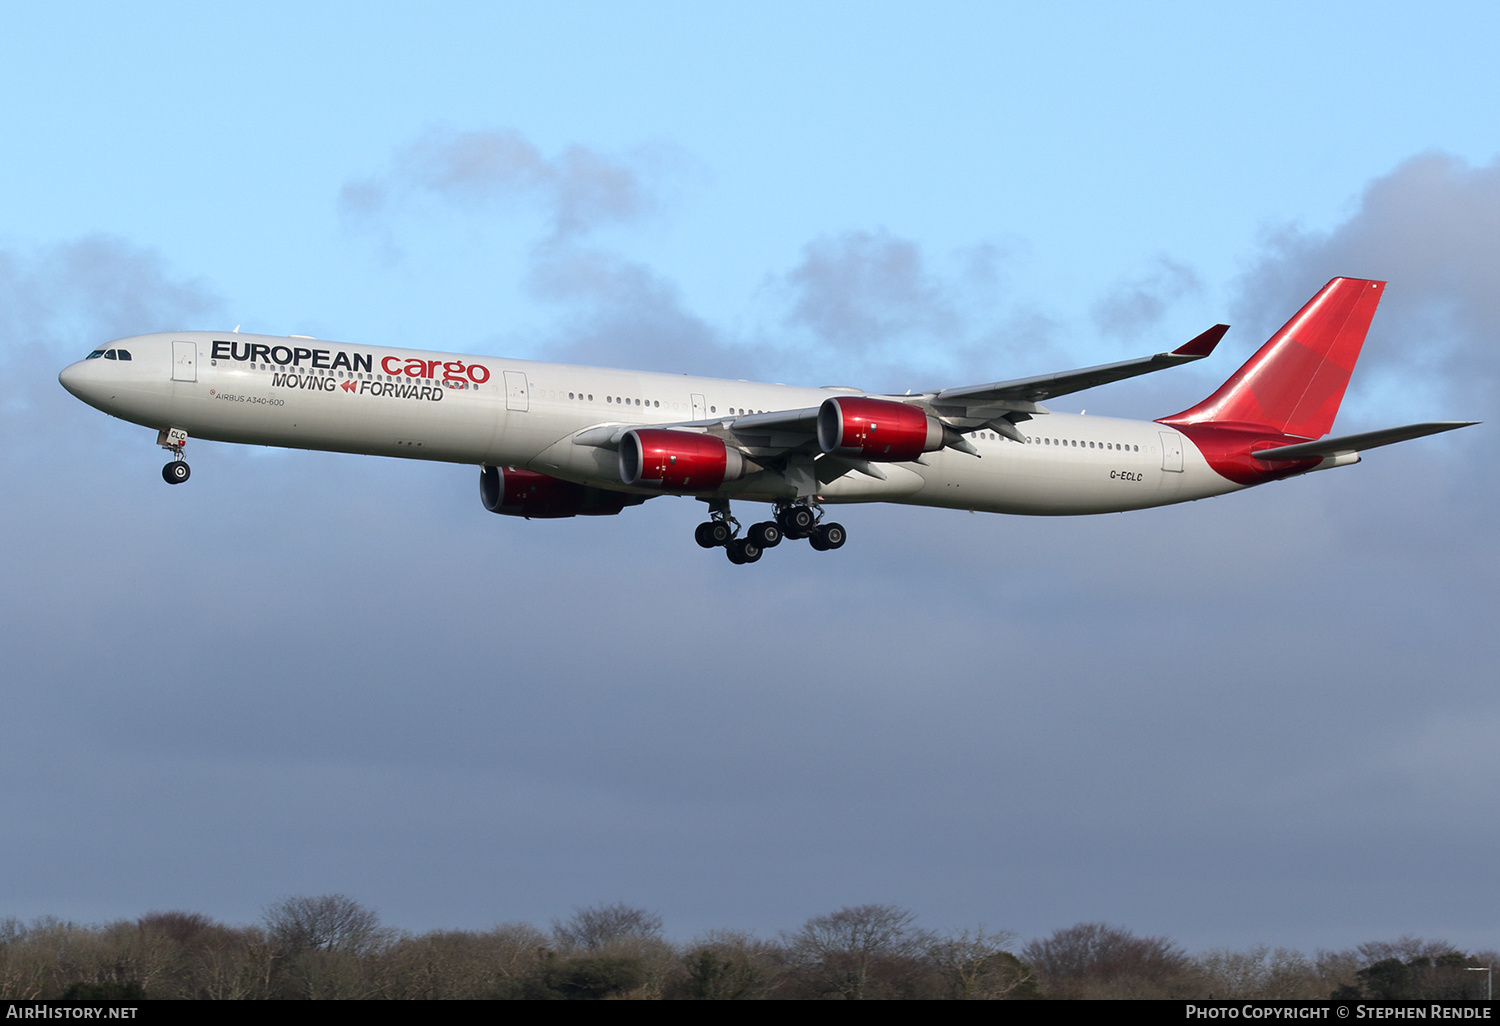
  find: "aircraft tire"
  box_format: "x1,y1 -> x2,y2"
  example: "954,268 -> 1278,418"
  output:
162,461 -> 191,485
749,521 -> 782,548
727,538 -> 762,564
778,505 -> 815,538
694,522 -> 718,548
819,522 -> 846,549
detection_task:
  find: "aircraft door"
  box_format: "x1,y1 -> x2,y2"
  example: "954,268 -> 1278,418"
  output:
171,341 -> 196,382
691,393 -> 707,419
1159,430 -> 1184,472
504,370 -> 529,412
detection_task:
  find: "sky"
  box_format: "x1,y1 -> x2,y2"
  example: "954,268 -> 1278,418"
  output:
2,2 -> 1497,954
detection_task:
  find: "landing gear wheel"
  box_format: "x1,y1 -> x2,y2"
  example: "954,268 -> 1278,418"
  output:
778,504 -> 816,538
162,461 -> 191,484
748,521 -> 782,549
726,538 -> 762,564
809,522 -> 846,551
695,522 -> 719,548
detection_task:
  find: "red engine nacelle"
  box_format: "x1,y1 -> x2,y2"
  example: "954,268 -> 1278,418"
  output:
618,429 -> 746,491
817,396 -> 944,462
480,465 -> 641,518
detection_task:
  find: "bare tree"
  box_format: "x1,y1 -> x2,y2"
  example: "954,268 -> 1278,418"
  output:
546,904 -> 676,998
261,895 -> 391,1000
1022,922 -> 1191,998
136,910 -> 217,946
262,894 -> 386,957
179,925 -> 278,1001
552,903 -> 663,952
1194,945 -> 1324,999
928,927 -> 1033,999
782,904 -> 934,999
1325,937 -> 1488,1000
374,923 -> 550,999
674,930 -> 781,1000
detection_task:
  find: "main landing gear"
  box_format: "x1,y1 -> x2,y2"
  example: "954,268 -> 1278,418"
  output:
158,427 -> 190,484
694,499 -> 846,565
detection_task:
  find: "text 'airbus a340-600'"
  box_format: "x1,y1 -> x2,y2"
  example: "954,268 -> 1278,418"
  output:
60,278 -> 1474,564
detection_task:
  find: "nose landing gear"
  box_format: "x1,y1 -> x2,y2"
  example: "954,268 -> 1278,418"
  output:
157,427 -> 190,485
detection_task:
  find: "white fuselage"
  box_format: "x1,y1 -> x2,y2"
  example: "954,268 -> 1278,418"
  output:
59,331 -> 1244,515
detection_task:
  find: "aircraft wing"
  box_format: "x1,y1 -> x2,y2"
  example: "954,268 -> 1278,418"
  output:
1252,421 -> 1479,461
926,324 -> 1228,410
570,325 -> 1231,461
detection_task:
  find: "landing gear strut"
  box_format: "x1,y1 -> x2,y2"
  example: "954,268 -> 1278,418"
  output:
777,500 -> 845,552
158,427 -> 190,485
695,498 -> 739,550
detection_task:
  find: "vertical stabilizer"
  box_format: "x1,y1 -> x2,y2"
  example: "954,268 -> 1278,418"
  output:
1158,278 -> 1385,439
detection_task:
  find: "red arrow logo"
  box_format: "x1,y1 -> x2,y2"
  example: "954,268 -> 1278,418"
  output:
341,379 -> 358,393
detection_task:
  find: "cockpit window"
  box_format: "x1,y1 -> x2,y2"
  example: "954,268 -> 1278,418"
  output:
86,350 -> 105,359
116,349 -> 131,360
104,350 -> 117,359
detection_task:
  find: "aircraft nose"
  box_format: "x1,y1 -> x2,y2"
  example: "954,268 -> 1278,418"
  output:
58,360 -> 87,398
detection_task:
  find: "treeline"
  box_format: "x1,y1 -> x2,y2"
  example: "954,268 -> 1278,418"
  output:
1,898 -> 1493,1000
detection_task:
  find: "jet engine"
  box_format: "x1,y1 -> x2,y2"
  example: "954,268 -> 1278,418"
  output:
817,396 -> 946,462
618,429 -> 747,491
480,465 -> 641,518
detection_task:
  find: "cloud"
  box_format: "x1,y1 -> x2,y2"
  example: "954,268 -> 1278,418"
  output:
755,232 -> 1056,390
1091,256 -> 1201,338
342,129 -> 1055,390
780,229 -> 960,353
1233,152 -> 1500,420
526,246 -> 729,376
517,231 -> 1048,390
341,128 -> 668,242
0,235 -> 220,362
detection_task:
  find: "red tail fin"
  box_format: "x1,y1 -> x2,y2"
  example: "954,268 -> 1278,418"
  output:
1158,278 -> 1385,439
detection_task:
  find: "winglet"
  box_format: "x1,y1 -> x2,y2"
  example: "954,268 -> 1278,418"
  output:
1172,324 -> 1229,360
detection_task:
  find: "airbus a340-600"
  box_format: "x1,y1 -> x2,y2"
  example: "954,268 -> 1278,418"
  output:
60,277 -> 1473,564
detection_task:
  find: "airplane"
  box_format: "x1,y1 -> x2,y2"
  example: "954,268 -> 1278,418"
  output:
59,277 -> 1474,564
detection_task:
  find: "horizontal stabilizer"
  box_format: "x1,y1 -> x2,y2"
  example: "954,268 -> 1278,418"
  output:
1253,421 -> 1478,461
